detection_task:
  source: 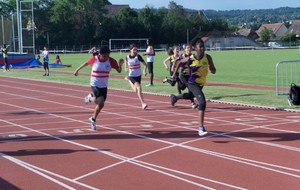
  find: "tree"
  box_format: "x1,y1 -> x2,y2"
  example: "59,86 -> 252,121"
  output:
138,6 -> 158,39
0,1 -> 13,16
113,7 -> 140,38
161,1 -> 188,43
47,0 -> 108,45
259,27 -> 272,42
186,12 -> 209,42
209,18 -> 229,31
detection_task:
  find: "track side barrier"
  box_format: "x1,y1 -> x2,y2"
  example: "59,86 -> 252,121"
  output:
276,60 -> 300,105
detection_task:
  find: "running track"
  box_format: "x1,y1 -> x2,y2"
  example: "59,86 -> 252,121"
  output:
0,76 -> 299,190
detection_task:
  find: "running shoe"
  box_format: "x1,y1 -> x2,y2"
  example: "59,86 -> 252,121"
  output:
192,103 -> 199,109
146,83 -> 154,87
142,103 -> 148,110
198,126 -> 208,136
162,77 -> 168,83
89,117 -> 96,130
84,93 -> 92,104
170,94 -> 177,106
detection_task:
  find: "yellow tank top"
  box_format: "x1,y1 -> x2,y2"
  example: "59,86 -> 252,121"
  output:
188,54 -> 209,86
180,53 -> 191,75
2,48 -> 8,58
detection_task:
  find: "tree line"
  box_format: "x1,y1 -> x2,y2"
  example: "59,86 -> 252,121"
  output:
204,7 -> 300,30
2,0 -> 300,48
2,0 -> 229,48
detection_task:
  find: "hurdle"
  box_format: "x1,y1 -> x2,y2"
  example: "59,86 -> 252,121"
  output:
276,60 -> 300,105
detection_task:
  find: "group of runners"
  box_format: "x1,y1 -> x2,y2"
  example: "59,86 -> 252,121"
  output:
73,38 -> 216,136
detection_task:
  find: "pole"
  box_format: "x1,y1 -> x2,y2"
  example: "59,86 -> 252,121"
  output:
1,15 -> 4,43
31,1 -> 35,54
47,32 -> 49,47
16,0 -> 22,53
186,28 -> 189,43
12,14 -> 16,52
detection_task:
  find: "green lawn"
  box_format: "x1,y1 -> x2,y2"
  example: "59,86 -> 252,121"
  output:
3,49 -> 300,110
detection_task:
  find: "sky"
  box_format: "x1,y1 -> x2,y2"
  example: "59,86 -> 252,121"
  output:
109,0 -> 300,10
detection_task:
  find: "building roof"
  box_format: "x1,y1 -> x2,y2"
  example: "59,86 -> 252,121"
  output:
236,28 -> 252,36
287,20 -> 300,35
256,23 -> 285,34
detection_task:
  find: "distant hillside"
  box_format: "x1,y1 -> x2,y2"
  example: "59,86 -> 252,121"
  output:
202,7 -> 300,29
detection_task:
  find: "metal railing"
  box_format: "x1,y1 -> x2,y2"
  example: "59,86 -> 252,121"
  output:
276,60 -> 300,105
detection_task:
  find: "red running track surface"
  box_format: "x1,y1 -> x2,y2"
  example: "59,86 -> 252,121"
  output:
0,76 -> 299,190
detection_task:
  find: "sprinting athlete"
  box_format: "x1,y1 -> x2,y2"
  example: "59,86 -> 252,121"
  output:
172,40 -> 216,136
170,44 -> 196,107
162,46 -> 184,94
125,44 -> 148,109
74,46 -> 124,130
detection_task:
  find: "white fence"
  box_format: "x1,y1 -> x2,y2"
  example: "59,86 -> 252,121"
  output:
276,60 -> 300,105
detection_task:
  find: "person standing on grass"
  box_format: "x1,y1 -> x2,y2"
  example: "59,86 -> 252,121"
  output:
73,46 -> 124,130
41,46 -> 49,76
172,40 -> 216,136
170,43 -> 197,107
144,38 -> 155,87
124,44 -> 148,109
1,44 -> 10,72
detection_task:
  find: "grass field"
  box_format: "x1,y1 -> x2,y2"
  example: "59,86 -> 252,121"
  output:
3,48 -> 300,110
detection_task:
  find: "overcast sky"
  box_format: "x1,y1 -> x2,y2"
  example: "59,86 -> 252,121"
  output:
109,0 -> 300,10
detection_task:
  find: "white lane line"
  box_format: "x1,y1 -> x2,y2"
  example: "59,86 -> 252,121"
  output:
0,152 -> 80,190
2,88 -> 300,165
1,119 -> 219,190
1,77 -> 298,189
1,90 -> 299,153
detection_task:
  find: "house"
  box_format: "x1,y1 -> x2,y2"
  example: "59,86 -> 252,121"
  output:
236,28 -> 259,41
192,31 -> 262,50
256,23 -> 288,40
286,20 -> 300,36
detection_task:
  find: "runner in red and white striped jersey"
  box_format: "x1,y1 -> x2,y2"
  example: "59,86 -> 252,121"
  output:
74,46 -> 124,130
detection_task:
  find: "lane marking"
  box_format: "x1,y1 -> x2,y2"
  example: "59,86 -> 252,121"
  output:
120,124 -> 153,128
1,77 -> 298,189
0,152 -> 87,190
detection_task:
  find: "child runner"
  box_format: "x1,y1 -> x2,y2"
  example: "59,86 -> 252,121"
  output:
88,46 -> 99,56
172,40 -> 216,136
73,46 -> 124,130
124,44 -> 148,109
170,44 -> 196,107
162,46 -> 184,94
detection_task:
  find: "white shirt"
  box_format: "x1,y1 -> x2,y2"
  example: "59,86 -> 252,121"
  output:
88,56 -> 118,88
127,54 -> 141,77
146,46 -> 154,62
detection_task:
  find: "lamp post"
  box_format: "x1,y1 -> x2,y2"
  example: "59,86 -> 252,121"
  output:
186,28 -> 189,43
